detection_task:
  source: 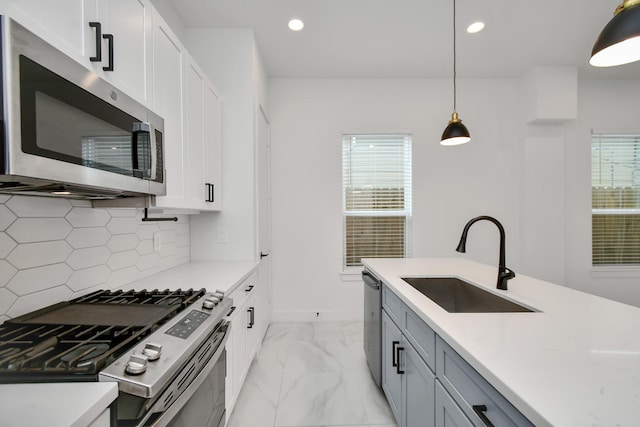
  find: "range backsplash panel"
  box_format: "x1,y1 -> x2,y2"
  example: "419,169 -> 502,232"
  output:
0,195 -> 190,322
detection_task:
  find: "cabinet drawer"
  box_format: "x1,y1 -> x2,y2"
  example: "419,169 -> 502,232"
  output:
403,306 -> 436,372
228,272 -> 256,312
436,336 -> 534,427
382,285 -> 403,327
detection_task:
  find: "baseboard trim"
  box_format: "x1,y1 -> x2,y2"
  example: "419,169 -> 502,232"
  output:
271,310 -> 361,322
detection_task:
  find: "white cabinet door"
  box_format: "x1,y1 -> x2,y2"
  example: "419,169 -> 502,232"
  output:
185,59 -> 207,208
255,262 -> 271,345
3,0 -> 152,106
229,301 -> 248,411
184,57 -> 222,211
151,9 -> 187,208
0,0 -> 90,63
93,0 -> 153,105
202,81 -> 222,210
245,293 -> 258,364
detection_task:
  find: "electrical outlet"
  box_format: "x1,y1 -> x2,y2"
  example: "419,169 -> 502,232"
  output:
217,229 -> 229,244
153,233 -> 162,252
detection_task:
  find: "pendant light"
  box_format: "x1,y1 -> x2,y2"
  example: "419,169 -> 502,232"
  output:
591,0 -> 640,67
441,0 -> 470,146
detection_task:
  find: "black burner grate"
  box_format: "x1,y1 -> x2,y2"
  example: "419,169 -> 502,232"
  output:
0,288 -> 206,383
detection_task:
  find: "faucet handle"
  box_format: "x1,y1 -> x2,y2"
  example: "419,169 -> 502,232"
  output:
497,267 -> 516,290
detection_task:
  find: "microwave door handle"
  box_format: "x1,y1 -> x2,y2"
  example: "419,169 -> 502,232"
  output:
132,122 -> 155,180
149,123 -> 157,181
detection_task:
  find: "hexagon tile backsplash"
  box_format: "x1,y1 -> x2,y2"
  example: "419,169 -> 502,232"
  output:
0,195 -> 190,322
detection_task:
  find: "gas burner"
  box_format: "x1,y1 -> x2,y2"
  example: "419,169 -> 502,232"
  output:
61,343 -> 110,368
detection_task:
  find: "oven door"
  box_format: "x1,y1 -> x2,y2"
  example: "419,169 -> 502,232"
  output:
143,321 -> 229,427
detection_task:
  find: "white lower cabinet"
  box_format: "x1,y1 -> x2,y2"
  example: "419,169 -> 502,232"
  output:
381,285 -> 534,427
226,272 -> 267,418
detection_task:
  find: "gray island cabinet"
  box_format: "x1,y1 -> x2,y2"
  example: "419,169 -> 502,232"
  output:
382,284 -> 533,427
364,257 -> 640,426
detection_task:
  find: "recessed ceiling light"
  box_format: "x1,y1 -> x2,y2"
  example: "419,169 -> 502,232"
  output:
467,21 -> 485,34
288,18 -> 304,31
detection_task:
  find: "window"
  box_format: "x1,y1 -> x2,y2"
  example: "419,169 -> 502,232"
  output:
342,134 -> 412,269
591,133 -> 640,265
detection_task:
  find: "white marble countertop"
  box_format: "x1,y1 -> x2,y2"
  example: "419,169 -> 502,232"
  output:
0,260 -> 259,426
362,257 -> 640,427
124,260 -> 260,294
0,382 -> 117,427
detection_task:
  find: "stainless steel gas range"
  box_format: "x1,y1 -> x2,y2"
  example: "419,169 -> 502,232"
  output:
0,288 -> 232,427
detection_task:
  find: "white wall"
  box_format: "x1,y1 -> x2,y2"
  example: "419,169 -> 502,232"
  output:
186,29 -> 259,261
269,76 -> 640,321
564,79 -> 640,305
269,78 -> 521,321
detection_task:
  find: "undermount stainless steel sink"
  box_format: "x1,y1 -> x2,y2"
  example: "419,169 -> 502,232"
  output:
401,277 -> 534,313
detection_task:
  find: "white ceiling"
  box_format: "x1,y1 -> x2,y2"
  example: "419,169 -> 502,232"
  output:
164,0 -> 640,80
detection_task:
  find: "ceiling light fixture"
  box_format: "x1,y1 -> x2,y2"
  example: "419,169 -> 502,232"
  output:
288,18 -> 304,31
441,0 -> 471,146
467,22 -> 485,34
591,0 -> 640,67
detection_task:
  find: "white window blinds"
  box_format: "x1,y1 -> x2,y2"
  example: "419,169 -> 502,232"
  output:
342,134 -> 412,268
591,133 -> 640,265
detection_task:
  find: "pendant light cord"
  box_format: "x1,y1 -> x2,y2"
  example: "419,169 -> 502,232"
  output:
453,0 -> 457,112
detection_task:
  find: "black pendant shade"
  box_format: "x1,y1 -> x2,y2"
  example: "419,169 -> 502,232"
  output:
441,0 -> 470,146
441,112 -> 470,146
591,0 -> 640,67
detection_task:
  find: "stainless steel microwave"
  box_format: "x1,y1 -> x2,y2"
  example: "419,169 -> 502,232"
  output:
0,16 -> 165,200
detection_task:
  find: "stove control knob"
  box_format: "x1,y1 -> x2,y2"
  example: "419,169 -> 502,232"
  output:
213,290 -> 225,299
125,354 -> 148,375
203,297 -> 218,309
142,343 -> 162,361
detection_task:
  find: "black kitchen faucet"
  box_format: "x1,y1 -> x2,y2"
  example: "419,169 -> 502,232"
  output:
456,215 -> 516,290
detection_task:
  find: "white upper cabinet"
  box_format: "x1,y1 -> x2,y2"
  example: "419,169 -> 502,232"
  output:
185,58 -> 222,211
90,0 -> 153,105
151,9 -> 187,209
0,0 -> 222,212
3,0 -> 153,106
203,80 -> 222,210
0,0 -> 88,62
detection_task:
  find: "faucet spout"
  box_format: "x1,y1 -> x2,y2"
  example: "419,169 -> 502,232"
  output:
455,215 -> 515,290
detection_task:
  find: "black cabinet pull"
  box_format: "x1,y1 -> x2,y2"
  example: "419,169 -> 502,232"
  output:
89,22 -> 102,62
205,183 -> 214,202
396,346 -> 405,374
260,252 -> 269,259
102,33 -> 114,71
472,405 -> 495,427
227,306 -> 236,316
245,285 -> 254,292
247,307 -> 255,328
391,340 -> 400,367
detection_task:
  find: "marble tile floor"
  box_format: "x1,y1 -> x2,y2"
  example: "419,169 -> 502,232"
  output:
227,321 -> 398,427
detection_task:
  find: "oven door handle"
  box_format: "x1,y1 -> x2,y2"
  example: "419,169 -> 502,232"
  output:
143,321 -> 231,427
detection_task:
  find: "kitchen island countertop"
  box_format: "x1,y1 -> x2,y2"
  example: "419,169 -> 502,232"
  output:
362,257 -> 640,427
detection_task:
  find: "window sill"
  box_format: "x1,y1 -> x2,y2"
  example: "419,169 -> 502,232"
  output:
340,269 -> 363,282
591,266 -> 640,278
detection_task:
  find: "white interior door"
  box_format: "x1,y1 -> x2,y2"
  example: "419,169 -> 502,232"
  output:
257,105 -> 272,335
